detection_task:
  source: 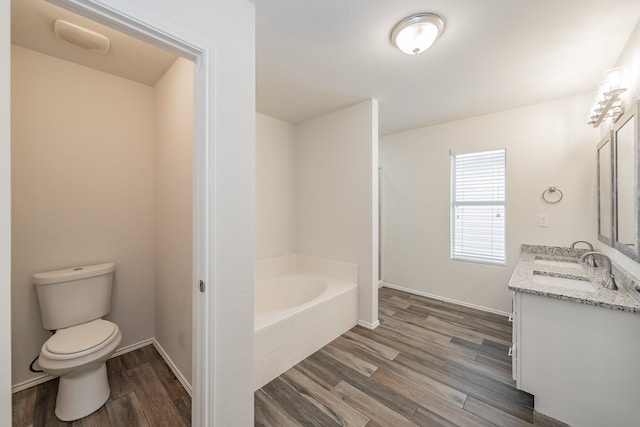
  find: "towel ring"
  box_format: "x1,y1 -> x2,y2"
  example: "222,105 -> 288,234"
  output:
542,186 -> 563,203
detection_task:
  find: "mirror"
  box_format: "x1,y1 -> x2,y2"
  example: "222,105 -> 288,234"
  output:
613,100 -> 640,261
597,132 -> 613,245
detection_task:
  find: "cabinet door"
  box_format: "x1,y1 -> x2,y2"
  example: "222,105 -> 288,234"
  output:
510,291 -> 519,384
517,293 -> 640,426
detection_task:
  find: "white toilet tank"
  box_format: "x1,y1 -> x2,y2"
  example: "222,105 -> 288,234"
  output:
34,262 -> 116,331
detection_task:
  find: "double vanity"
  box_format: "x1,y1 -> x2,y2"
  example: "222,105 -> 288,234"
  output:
508,244 -> 640,427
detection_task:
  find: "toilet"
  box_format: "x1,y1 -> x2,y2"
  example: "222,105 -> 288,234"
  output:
33,262 -> 122,421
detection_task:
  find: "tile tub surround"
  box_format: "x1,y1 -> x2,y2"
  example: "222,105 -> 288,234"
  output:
508,244 -> 640,313
254,254 -> 358,390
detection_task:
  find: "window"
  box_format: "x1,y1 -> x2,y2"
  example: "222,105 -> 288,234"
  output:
451,148 -> 506,265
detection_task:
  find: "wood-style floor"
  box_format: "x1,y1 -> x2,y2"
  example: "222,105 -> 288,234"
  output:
13,288 -> 566,426
255,287 -> 565,427
12,344 -> 191,427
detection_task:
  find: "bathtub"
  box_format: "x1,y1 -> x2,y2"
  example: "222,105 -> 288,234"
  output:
253,270 -> 357,390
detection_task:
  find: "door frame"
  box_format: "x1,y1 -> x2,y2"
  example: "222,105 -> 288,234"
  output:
44,1 -> 215,425
0,0 -> 11,422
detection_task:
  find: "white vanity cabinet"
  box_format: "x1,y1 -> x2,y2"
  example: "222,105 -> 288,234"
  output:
509,292 -> 518,383
511,291 -> 640,427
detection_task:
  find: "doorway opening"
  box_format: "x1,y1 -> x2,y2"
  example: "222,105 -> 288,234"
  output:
10,0 -> 211,424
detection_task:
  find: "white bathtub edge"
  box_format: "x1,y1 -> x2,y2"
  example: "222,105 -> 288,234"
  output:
295,253 -> 358,283
254,275 -> 357,391
255,254 -> 297,280
255,277 -> 356,332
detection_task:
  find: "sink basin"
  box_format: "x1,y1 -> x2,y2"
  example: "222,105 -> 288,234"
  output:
534,258 -> 584,271
532,272 -> 596,293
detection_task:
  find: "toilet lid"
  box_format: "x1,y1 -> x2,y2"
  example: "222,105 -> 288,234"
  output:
46,319 -> 117,355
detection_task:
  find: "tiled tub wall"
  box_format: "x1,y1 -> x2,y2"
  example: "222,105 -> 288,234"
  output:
253,254 -> 358,390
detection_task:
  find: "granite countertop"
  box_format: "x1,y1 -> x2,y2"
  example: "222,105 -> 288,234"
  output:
508,244 -> 640,314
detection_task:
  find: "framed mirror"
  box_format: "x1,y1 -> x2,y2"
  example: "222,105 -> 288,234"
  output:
613,100 -> 640,261
597,132 -> 613,246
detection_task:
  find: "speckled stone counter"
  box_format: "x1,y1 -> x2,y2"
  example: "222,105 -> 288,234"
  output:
508,244 -> 640,314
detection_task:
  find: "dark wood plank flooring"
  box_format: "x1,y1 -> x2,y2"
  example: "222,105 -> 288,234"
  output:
255,287 -> 566,427
13,288 -> 567,426
12,344 -> 191,427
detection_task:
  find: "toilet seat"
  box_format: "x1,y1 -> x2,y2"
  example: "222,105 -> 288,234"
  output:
43,319 -> 119,361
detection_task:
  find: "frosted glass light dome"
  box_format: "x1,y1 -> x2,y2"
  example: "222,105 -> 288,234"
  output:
391,13 -> 445,55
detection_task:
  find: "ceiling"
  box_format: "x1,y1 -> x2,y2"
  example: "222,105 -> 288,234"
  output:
11,1 -> 640,136
11,0 -> 178,86
252,0 -> 640,135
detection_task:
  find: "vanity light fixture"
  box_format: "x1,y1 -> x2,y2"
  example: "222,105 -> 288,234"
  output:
588,67 -> 627,127
390,13 -> 445,55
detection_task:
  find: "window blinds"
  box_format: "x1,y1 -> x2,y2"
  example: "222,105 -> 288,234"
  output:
451,148 -> 506,265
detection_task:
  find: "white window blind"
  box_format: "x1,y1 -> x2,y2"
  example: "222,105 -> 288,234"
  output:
451,148 -> 506,265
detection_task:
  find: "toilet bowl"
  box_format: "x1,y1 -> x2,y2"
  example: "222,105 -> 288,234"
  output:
33,262 -> 121,421
38,319 -> 122,421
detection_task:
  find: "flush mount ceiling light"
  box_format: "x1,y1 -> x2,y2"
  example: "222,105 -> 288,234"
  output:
54,20 -> 110,54
390,13 -> 445,55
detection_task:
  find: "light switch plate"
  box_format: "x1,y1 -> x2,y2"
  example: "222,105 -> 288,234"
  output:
538,214 -> 549,227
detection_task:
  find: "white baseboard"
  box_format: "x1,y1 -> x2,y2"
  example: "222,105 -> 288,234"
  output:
151,338 -> 192,396
382,282 -> 510,317
12,372 -> 52,393
112,338 -> 155,358
12,337 -> 192,396
357,319 -> 380,329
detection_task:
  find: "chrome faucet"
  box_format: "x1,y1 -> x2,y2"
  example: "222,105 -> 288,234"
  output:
572,241 -> 596,267
571,240 -> 594,251
579,251 -> 618,290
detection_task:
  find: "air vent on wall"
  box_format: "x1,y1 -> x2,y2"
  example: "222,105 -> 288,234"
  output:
53,19 -> 110,54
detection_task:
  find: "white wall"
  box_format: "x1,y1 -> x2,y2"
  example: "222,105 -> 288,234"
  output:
12,48 -> 196,394
11,45 -> 156,386
2,0 -> 256,425
154,57 -> 194,385
88,2 -> 256,425
255,113 -> 296,259
380,94 -> 599,313
126,1 -> 256,424
598,19 -> 640,277
0,0 -> 11,419
296,100 -> 379,327
615,20 -> 640,111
